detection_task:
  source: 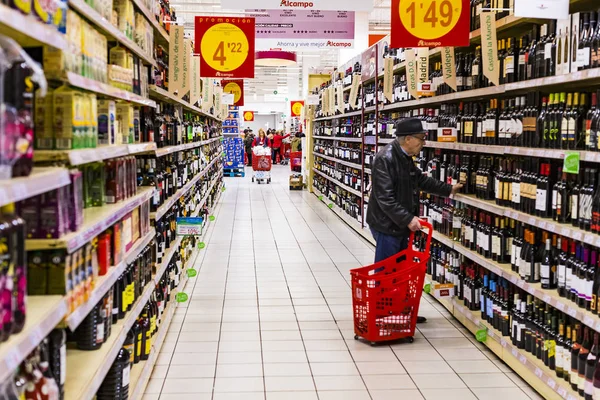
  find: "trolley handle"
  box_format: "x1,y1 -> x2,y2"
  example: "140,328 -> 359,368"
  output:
409,218 -> 433,256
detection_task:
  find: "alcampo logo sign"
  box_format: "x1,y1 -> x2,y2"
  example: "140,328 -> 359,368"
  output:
326,41 -> 352,47
280,0 -> 314,7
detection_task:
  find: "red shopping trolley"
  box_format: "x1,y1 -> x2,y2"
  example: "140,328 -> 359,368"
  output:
251,149 -> 272,184
350,219 -> 433,345
289,151 -> 302,172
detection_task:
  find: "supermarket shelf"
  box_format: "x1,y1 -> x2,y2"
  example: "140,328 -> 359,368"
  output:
454,193 -> 600,249
64,277 -> 156,400
130,0 -> 169,47
313,187 -> 374,246
312,168 -> 362,197
65,72 -> 157,107
154,136 -> 222,157
65,228 -> 155,331
0,167 -> 71,207
426,279 -> 577,400
154,236 -> 182,285
313,136 -> 363,143
314,153 -> 363,170
148,85 -> 223,121
0,296 -> 68,383
431,229 -> 600,332
68,0 -> 156,66
0,4 -> 67,49
35,143 -> 158,165
26,187 -> 154,253
151,155 -> 220,221
313,108 -> 366,122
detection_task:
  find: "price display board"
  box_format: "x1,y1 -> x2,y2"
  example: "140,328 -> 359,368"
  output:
391,0 -> 470,48
221,80 -> 245,106
195,17 -> 255,78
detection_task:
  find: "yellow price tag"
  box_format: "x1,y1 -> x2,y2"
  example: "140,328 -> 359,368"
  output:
200,23 -> 249,72
399,0 -> 462,40
292,102 -> 303,116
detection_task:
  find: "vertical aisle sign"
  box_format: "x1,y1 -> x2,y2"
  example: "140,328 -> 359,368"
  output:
384,57 -> 394,102
328,86 -> 335,116
417,47 -> 432,96
190,56 -> 201,105
480,12 -> 499,87
442,47 -> 457,92
201,78 -> 210,112
336,84 -> 344,113
214,85 -> 222,116
391,0 -> 470,48
194,17 -> 256,78
290,101 -> 304,117
221,80 -> 244,106
178,39 -> 191,99
405,49 -> 419,99
168,25 -> 184,96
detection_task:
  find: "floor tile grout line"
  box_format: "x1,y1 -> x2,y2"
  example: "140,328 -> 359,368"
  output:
254,185 -> 268,400
269,179 -> 374,399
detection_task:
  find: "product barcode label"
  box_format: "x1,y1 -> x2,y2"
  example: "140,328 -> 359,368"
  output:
567,307 -> 578,317
547,378 -> 556,389
512,348 -> 519,358
519,354 -> 527,364
543,294 -> 551,303
556,302 -> 565,311
573,232 -> 582,241
535,367 -> 543,378
501,338 -> 507,347
557,387 -> 568,398
528,217 -> 536,225
584,234 -> 594,244
561,227 -> 570,236
547,223 -> 556,232
539,221 -> 546,229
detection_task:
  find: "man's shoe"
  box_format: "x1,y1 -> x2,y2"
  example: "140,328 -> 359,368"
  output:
417,316 -> 427,323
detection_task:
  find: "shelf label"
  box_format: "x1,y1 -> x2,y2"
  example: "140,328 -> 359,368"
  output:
547,378 -> 556,390
573,231 -> 583,241
535,367 -> 543,378
187,269 -> 198,277
176,217 -> 205,236
538,221 -> 547,229
195,17 -> 255,78
519,354 -> 527,364
561,227 -> 570,236
556,302 -> 565,311
528,217 -> 536,226
563,151 -> 580,174
512,348 -> 519,358
198,242 -> 206,249
424,283 -> 431,294
583,315 -> 595,327
557,387 -> 568,398
543,294 -> 551,303
328,203 -> 334,209
567,307 -> 578,318
391,0 -> 470,48
500,338 -> 507,348
209,215 -> 216,222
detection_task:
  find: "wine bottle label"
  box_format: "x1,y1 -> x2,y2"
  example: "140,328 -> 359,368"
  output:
535,189 -> 547,211
534,262 -> 541,281
96,322 -> 105,344
572,195 -> 578,219
556,346 -> 563,369
587,279 -> 594,301
544,43 -> 553,59
60,344 -> 66,385
566,268 -> 573,291
540,263 -> 550,285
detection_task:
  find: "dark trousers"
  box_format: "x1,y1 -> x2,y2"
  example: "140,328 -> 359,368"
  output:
246,149 -> 252,166
272,147 -> 280,164
370,228 -> 409,263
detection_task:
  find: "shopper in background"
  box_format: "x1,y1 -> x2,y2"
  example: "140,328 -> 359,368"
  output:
367,118 -> 463,323
244,129 -> 255,166
271,130 -> 291,164
253,128 -> 270,147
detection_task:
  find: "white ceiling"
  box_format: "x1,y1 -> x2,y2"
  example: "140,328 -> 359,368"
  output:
172,0 -> 391,102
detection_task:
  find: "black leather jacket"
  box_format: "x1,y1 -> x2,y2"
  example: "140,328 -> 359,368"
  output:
367,140 -> 452,237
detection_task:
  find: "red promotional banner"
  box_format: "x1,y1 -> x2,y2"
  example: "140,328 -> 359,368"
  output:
221,79 -> 244,106
290,100 -> 304,117
195,17 -> 255,78
391,0 -> 470,48
243,111 -> 255,121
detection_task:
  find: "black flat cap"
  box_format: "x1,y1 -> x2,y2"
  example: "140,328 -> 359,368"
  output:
395,118 -> 426,137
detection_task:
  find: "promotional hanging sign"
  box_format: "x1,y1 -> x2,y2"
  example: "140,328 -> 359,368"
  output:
290,100 -> 304,117
480,12 -> 499,87
250,9 -> 354,50
348,73 -> 360,109
168,25 -> 185,96
336,85 -> 344,113
221,79 -> 245,106
391,0 -> 470,48
328,86 -> 335,115
223,0 -> 372,11
514,0 -> 569,20
214,86 -> 223,116
442,47 -> 457,92
190,56 -> 201,105
178,39 -> 191,99
383,57 -> 394,102
416,47 -> 434,97
243,111 -> 255,121
405,49 -> 419,99
361,44 -> 377,82
195,17 -> 256,78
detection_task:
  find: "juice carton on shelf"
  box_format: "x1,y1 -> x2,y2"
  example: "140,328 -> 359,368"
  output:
35,87 -> 55,149
112,221 -> 123,265
105,159 -> 118,204
85,162 -> 105,207
53,86 -> 84,149
116,102 -> 134,144
27,252 -> 47,296
68,169 -> 84,232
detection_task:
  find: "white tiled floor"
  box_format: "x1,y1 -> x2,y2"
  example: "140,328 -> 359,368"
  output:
143,165 -> 543,400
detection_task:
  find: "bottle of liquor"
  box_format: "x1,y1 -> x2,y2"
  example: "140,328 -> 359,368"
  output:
579,13 -> 593,71
587,332 -> 599,399
572,324 -> 582,390
578,327 -> 591,395
541,238 -> 557,289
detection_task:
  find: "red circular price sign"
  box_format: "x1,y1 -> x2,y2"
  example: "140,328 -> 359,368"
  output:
243,111 -> 255,121
391,0 -> 470,48
195,17 -> 255,78
222,79 -> 244,106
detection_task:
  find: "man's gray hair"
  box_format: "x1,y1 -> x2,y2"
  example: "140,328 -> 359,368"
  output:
397,136 -> 407,145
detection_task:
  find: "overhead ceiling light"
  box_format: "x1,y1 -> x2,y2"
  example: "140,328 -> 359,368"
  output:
255,51 -> 297,67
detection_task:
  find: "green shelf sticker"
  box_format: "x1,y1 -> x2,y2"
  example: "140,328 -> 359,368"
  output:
209,215 -> 216,221
222,152 -> 226,157
563,151 -> 580,174
187,269 -> 197,277
198,242 -> 206,249
318,195 -> 323,201
176,292 -> 189,303
328,203 -> 333,209
221,186 -> 226,192
475,328 -> 487,342
423,283 -> 431,294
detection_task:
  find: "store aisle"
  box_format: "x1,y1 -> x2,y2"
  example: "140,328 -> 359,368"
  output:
143,165 -> 542,400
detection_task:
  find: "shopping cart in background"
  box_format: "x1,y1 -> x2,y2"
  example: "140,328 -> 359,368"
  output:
251,147 -> 272,184
350,219 -> 432,345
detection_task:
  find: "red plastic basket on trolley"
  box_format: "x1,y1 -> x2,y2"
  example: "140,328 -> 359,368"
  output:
350,220 -> 433,345
252,154 -> 272,171
290,151 -> 302,172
